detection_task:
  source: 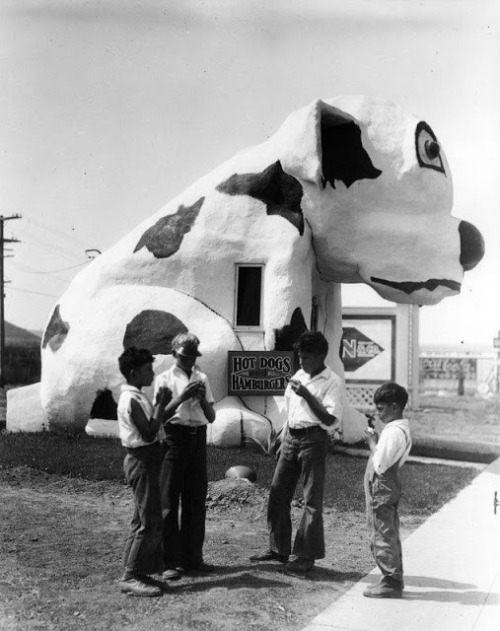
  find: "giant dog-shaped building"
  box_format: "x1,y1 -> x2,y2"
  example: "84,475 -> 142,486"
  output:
28,96 -> 484,442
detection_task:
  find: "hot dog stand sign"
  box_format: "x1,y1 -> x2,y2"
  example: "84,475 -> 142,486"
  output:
228,351 -> 294,396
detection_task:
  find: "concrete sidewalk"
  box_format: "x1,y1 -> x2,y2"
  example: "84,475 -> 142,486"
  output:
303,458 -> 500,631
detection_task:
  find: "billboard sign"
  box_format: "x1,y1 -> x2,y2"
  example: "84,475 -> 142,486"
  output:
341,315 -> 395,383
420,357 -> 477,380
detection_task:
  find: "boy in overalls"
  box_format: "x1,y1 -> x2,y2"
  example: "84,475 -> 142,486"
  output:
363,382 -> 412,598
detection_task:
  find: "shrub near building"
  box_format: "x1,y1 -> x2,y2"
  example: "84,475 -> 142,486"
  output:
4,322 -> 41,385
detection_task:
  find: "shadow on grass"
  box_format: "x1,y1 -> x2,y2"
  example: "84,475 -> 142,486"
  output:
173,571 -> 291,593
161,563 -> 366,593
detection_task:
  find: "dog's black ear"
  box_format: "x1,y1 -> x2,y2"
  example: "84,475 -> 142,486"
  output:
321,114 -> 382,189
277,99 -> 381,189
42,304 -> 69,352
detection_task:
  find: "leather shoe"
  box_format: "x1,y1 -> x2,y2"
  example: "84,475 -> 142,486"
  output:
162,568 -> 182,581
363,584 -> 402,598
285,557 -> 315,572
249,549 -> 288,563
119,577 -> 162,597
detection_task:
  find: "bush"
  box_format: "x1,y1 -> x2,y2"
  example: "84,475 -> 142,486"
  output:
4,346 -> 41,385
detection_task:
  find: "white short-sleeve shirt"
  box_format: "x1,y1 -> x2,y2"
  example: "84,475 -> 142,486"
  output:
373,419 -> 412,474
284,366 -> 343,432
117,384 -> 156,448
154,364 -> 214,427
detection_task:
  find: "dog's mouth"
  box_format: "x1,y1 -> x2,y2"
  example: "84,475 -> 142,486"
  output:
371,277 -> 461,294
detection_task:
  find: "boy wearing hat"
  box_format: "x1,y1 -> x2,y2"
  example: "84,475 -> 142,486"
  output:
154,333 -> 216,579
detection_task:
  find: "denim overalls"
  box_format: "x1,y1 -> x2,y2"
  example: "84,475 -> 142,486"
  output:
364,425 -> 411,587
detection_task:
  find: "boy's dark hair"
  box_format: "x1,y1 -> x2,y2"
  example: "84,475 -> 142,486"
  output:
374,382 -> 408,410
118,346 -> 154,379
294,331 -> 329,356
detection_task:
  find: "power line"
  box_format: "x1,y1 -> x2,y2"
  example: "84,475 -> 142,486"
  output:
1,214 -> 22,388
7,286 -> 60,299
9,260 -> 89,275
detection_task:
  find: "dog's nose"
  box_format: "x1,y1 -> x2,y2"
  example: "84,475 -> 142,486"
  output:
459,220 -> 485,271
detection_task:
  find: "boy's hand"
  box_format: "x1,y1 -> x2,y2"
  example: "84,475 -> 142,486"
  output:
181,381 -> 203,401
156,386 -> 173,406
365,413 -> 376,429
363,427 -> 378,444
290,379 -> 308,398
194,381 -> 206,400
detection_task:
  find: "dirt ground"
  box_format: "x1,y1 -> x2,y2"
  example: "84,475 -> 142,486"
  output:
0,466 -> 426,631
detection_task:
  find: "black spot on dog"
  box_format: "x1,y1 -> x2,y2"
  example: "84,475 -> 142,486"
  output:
217,161 -> 304,235
321,119 -> 382,189
123,310 -> 188,354
90,388 -> 118,420
42,305 -> 69,352
274,308 -> 308,371
134,197 -> 205,258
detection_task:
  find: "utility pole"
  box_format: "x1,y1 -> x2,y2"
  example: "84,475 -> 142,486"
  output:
0,214 -> 22,388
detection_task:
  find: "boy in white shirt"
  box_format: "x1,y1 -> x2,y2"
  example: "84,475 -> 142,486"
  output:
250,331 -> 343,573
363,382 -> 412,599
117,347 -> 172,597
154,333 -> 215,579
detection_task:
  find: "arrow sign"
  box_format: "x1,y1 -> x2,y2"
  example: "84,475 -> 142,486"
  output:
341,327 -> 384,371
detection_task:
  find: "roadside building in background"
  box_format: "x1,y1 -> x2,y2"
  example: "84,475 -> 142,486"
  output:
419,345 -> 496,396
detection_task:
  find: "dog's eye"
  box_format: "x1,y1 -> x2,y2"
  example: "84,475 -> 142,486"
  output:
415,121 -> 445,175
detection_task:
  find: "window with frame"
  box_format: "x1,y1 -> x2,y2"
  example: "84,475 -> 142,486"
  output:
235,264 -> 263,328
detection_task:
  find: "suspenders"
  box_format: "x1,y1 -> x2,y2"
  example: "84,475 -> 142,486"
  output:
395,426 -> 412,468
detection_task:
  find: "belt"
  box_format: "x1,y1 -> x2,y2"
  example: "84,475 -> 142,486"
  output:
288,425 -> 324,436
125,442 -> 163,458
165,424 -> 207,436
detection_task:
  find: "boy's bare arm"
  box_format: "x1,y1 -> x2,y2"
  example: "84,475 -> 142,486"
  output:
290,380 -> 337,426
363,428 -> 378,454
162,381 -> 200,420
200,399 -> 216,423
193,382 -> 216,423
130,388 -> 171,442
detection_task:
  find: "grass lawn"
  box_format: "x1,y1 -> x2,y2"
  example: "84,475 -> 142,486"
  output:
410,393 -> 500,462
0,430 -> 479,517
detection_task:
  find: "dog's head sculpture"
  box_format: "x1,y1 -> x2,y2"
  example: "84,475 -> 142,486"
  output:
271,96 -> 483,301
39,96 -> 484,432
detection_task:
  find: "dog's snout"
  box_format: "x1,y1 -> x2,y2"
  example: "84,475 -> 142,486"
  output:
459,220 -> 485,271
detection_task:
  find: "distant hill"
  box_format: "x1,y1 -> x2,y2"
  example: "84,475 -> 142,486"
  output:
5,322 -> 41,347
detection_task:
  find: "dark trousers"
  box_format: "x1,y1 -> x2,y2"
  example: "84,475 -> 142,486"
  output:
268,426 -> 327,560
122,443 -> 164,577
160,425 -> 208,569
364,459 -> 404,587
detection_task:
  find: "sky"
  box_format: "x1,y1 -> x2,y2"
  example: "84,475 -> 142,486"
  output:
0,0 -> 499,348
